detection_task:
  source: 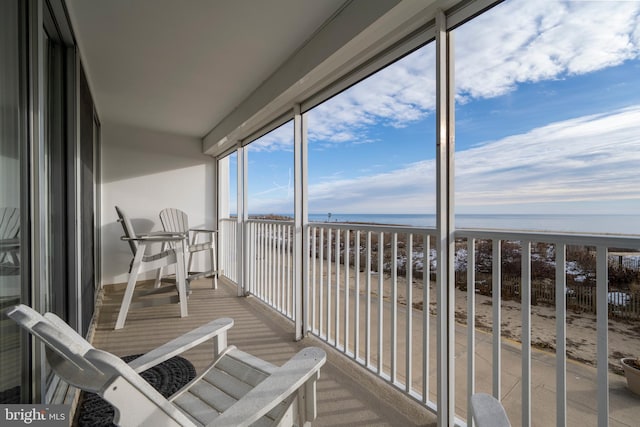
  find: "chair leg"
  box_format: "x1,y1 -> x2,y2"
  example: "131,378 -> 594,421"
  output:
211,243 -> 218,289
188,233 -> 196,275
175,245 -> 188,318
155,241 -> 168,288
115,243 -> 146,330
154,266 -> 163,288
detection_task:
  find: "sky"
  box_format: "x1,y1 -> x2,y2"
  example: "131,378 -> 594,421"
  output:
228,0 -> 640,217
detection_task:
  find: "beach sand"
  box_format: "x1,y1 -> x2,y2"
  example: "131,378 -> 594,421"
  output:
341,266 -> 640,374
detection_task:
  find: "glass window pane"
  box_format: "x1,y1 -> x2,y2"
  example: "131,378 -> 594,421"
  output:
219,152 -> 237,219
306,43 -> 436,226
246,121 -> 294,218
454,1 -> 640,426
455,0 -> 640,234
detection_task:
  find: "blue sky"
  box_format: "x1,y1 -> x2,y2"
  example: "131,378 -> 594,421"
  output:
231,0 -> 640,216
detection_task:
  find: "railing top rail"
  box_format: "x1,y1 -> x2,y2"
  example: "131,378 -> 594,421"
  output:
456,228 -> 640,249
308,221 -> 437,235
247,219 -> 295,225
223,216 -> 640,249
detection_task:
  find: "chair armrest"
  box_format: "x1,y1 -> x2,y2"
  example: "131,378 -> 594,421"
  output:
208,347 -> 326,427
148,231 -> 188,237
121,234 -> 185,243
128,318 -> 234,373
189,228 -> 217,234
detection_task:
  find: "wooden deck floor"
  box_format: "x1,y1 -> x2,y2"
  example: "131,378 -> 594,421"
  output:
93,277 -> 435,426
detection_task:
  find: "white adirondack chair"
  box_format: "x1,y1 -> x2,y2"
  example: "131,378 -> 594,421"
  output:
470,393 -> 512,427
115,206 -> 189,330
0,207 -> 20,267
5,304 -> 326,427
157,208 -> 219,289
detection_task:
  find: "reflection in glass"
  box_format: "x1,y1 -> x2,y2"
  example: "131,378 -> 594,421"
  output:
0,0 -> 23,404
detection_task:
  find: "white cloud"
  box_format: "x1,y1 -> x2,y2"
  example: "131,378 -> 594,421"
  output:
307,47 -> 436,146
300,106 -> 640,214
456,0 -> 640,101
249,121 -> 294,152
248,0 -> 640,149
455,105 -> 640,208
246,0 -> 640,214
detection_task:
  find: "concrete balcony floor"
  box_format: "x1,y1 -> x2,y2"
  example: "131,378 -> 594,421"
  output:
93,277 -> 435,426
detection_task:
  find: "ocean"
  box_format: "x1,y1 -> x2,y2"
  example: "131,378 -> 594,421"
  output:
302,213 -> 640,235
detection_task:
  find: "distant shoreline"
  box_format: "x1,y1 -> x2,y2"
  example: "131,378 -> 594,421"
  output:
240,213 -> 640,235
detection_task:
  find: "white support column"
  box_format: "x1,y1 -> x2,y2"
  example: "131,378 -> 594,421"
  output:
435,9 -> 456,427
210,156 -> 219,229
216,156 -> 229,283
293,105 -> 308,340
236,144 -> 248,296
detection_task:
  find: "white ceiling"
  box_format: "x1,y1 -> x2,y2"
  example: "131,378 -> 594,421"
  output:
65,0 -> 347,137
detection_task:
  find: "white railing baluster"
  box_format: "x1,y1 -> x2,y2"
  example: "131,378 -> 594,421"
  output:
288,224 -> 292,316
327,228 -> 333,344
283,225 -> 287,313
355,230 -> 361,360
286,226 -> 292,317
276,224 -> 280,309
288,224 -> 291,315
319,228 -> 324,338
284,225 -> 289,316
366,230 -> 372,368
252,222 -> 256,296
336,229 -> 341,347
262,223 -> 267,303
466,238 -> 476,427
556,242 -> 567,427
261,223 -> 266,300
266,223 -> 271,306
521,240 -> 531,427
492,238 -> 502,399
345,229 -> 350,355
423,233 -> 430,405
312,227 -> 317,333
280,224 -> 285,313
406,234 -> 413,394
272,223 -> 277,308
272,223 -> 276,307
283,224 -> 287,312
391,232 -> 398,384
378,231 -> 384,375
596,245 -> 609,427
253,222 -> 258,295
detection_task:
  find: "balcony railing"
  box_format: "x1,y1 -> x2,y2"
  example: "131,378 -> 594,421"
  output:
248,219 -> 295,319
219,218 -> 640,426
219,218 -> 238,283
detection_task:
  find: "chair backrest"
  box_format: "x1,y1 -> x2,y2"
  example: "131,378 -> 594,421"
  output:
5,304 -> 192,426
115,206 -> 138,255
0,207 -> 20,240
4,304 -> 107,392
159,208 -> 189,234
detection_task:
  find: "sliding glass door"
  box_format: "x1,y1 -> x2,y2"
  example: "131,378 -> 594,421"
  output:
0,0 -> 26,404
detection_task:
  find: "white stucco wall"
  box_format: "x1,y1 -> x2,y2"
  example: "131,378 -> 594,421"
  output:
100,122 -> 216,285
